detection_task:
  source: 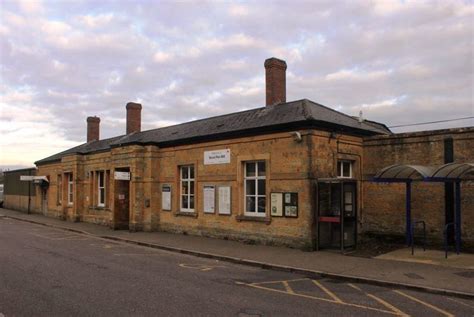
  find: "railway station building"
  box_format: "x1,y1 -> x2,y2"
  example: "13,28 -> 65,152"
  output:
4,58 -> 474,251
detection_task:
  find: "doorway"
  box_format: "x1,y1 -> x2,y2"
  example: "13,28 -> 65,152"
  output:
316,180 -> 357,252
114,168 -> 130,230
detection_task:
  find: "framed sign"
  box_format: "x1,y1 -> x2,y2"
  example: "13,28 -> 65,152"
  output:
204,149 -> 231,165
114,171 -> 130,180
270,193 -> 283,217
218,186 -> 231,215
203,186 -> 215,213
284,193 -> 298,217
162,184 -> 171,211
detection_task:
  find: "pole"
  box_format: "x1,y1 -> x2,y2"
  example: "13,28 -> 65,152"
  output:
27,170 -> 31,214
406,181 -> 412,246
455,181 -> 461,254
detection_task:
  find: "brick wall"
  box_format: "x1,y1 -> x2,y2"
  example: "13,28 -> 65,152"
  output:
362,127 -> 474,247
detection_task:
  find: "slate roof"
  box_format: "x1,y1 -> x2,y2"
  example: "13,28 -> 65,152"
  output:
35,99 -> 391,165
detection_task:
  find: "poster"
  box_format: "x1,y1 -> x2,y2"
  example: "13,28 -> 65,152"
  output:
270,193 -> 283,217
203,186 -> 215,213
218,186 -> 231,215
284,193 -> 298,217
162,184 -> 171,211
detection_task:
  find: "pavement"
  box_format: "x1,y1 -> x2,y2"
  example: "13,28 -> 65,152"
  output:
376,248 -> 474,270
1,208 -> 473,299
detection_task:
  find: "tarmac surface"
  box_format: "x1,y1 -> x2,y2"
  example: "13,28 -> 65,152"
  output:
1,217 -> 473,316
0,208 -> 473,298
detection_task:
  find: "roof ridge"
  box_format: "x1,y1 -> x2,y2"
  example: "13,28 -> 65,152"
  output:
305,99 -> 388,133
130,99 -> 308,137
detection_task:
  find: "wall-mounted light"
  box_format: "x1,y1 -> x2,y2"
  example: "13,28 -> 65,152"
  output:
291,131 -> 302,142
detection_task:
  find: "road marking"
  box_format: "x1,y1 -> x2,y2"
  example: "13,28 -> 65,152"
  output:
393,290 -> 454,317
252,278 -> 308,285
446,297 -> 474,309
238,281 -> 398,315
282,281 -> 295,294
312,279 -> 343,303
113,253 -> 159,256
179,263 -> 224,272
347,283 -> 409,317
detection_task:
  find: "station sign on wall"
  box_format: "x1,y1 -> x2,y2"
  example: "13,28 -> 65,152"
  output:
204,149 -> 231,165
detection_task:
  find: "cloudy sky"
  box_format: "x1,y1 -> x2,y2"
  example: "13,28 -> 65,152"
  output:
0,0 -> 473,169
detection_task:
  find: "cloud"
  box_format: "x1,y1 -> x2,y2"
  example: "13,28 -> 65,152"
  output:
0,0 -> 473,169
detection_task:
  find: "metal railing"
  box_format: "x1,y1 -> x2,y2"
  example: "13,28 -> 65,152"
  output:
444,222 -> 457,259
411,221 -> 426,255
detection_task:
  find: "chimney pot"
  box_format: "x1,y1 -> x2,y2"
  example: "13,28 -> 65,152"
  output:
126,102 -> 142,134
86,116 -> 100,142
264,57 -> 287,106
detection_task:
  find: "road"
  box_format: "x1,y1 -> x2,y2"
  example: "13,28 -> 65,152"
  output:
0,216 -> 473,316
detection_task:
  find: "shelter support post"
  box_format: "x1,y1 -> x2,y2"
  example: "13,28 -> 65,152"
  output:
406,181 -> 412,246
455,181 -> 461,254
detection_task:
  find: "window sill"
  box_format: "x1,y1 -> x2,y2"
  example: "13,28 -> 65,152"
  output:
236,215 -> 271,224
175,211 -> 198,218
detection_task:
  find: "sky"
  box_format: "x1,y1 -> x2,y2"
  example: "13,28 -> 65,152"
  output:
0,0 -> 473,170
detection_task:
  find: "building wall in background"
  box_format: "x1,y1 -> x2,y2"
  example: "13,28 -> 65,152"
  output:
362,128 -> 474,247
3,168 -> 37,212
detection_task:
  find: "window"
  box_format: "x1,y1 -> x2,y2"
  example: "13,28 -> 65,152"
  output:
97,171 -> 106,207
337,160 -> 352,178
244,161 -> 266,216
67,173 -> 73,205
57,174 -> 62,205
180,165 -> 195,212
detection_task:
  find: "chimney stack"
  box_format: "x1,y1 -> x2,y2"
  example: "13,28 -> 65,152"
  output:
86,116 -> 100,142
264,57 -> 287,106
126,102 -> 142,134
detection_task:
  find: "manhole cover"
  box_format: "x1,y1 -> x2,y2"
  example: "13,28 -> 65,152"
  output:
454,271 -> 474,278
404,273 -> 424,280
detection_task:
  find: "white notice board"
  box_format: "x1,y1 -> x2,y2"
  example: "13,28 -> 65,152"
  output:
218,186 -> 231,215
271,193 -> 283,217
203,186 -> 215,213
162,184 -> 171,211
114,171 -> 130,180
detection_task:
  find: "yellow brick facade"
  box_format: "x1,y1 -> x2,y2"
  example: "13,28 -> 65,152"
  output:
35,130 -> 364,249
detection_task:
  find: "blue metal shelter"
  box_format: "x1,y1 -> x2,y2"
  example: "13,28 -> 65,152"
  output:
372,165 -> 435,245
426,163 -> 474,254
372,163 -> 474,252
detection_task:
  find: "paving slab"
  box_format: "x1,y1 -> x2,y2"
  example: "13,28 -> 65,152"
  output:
376,248 -> 474,270
1,208 -> 473,297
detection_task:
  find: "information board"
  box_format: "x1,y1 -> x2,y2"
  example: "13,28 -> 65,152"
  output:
284,193 -> 298,217
203,186 -> 215,213
270,193 -> 283,217
218,186 -> 231,215
162,184 -> 171,211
